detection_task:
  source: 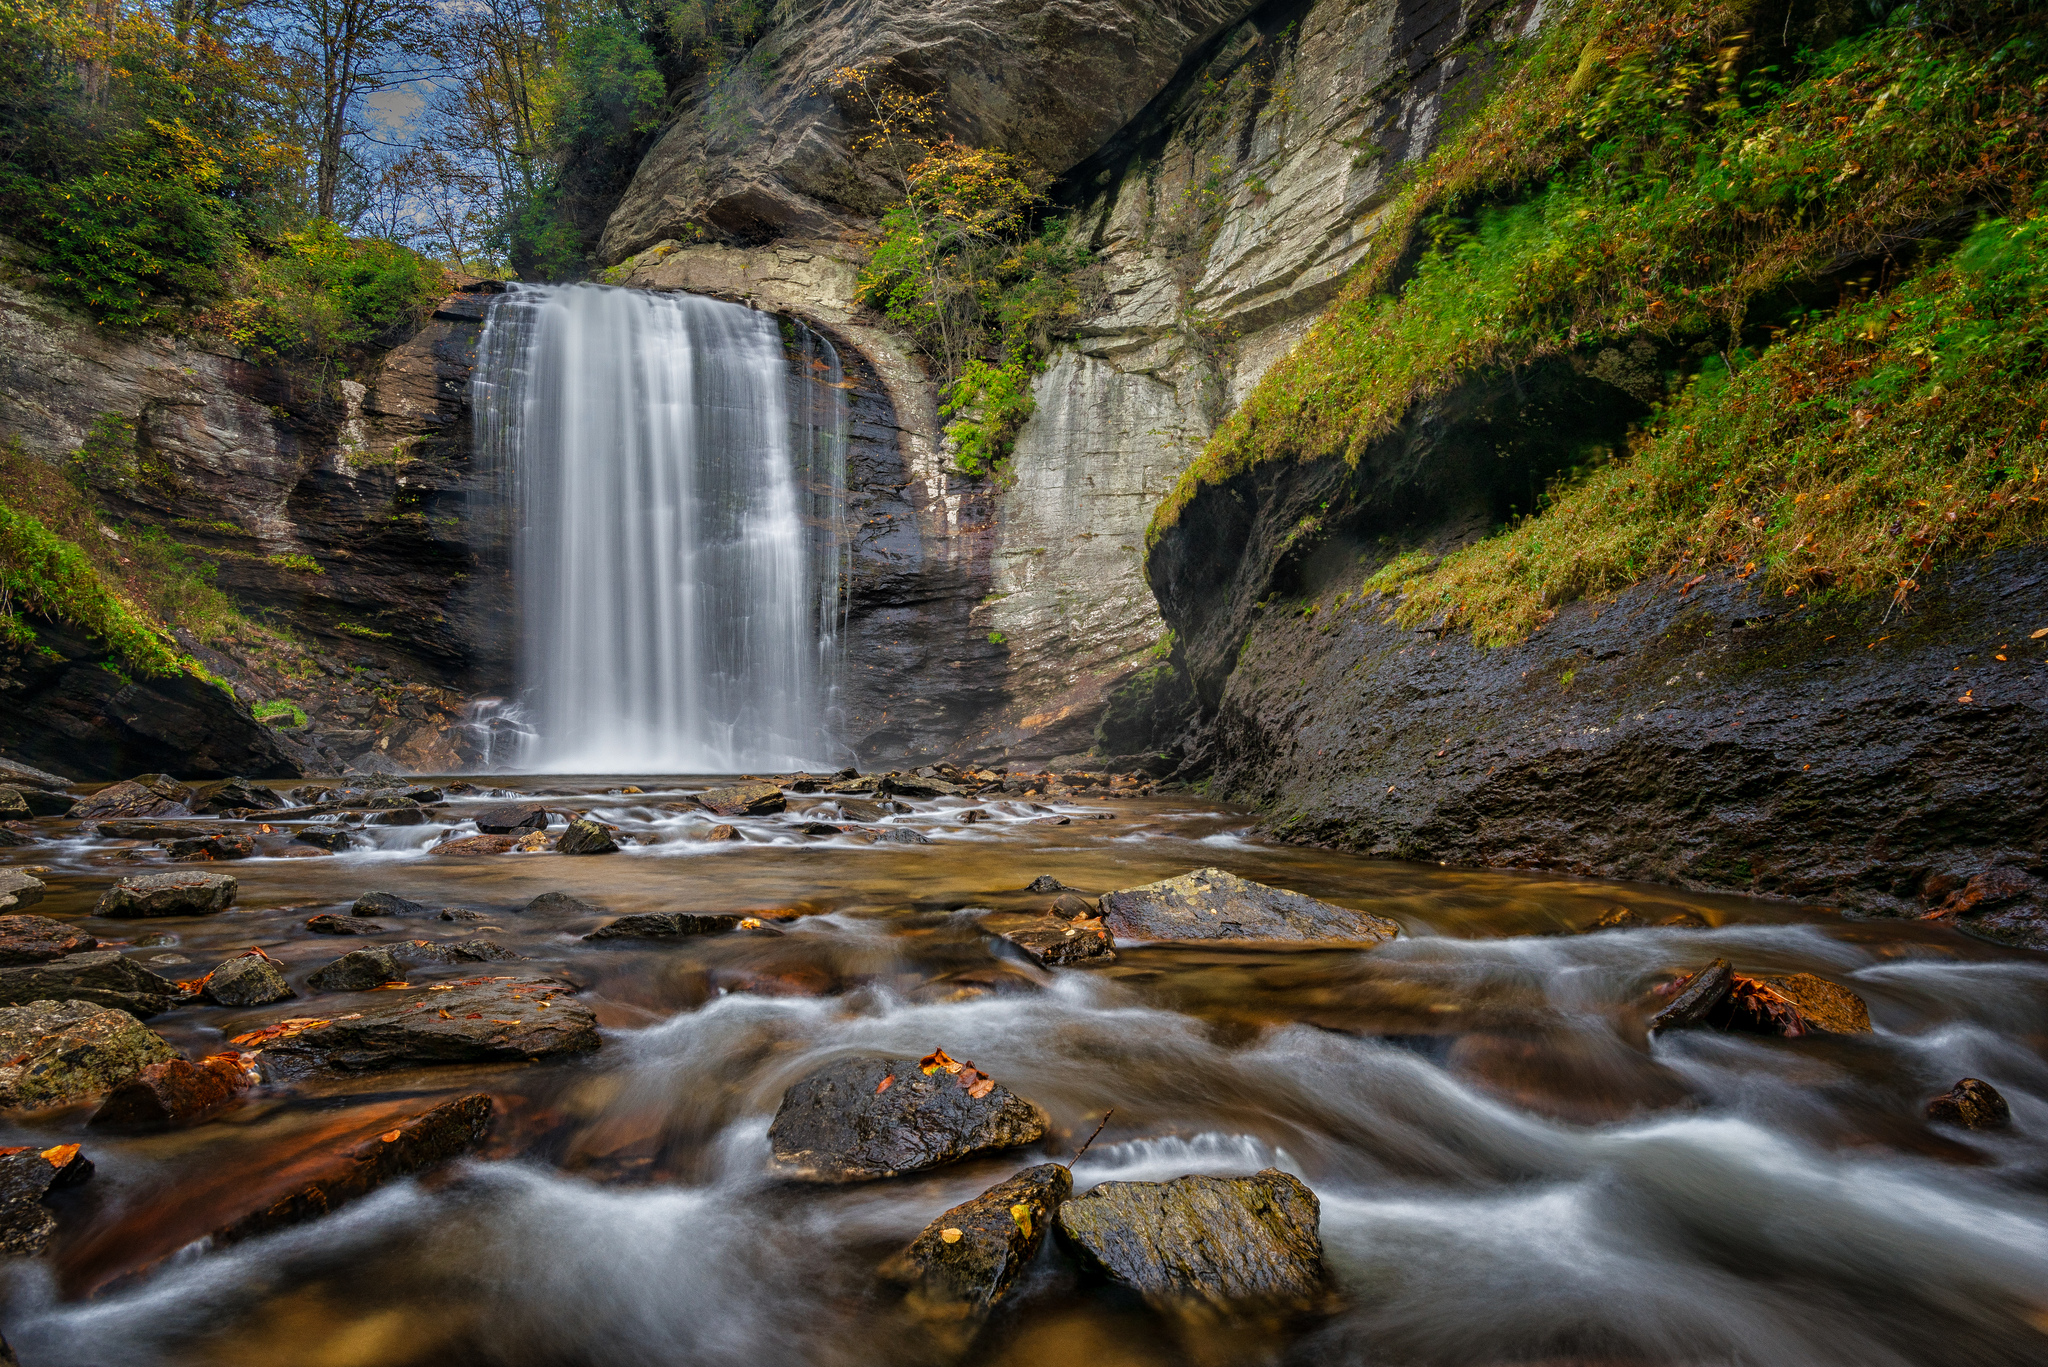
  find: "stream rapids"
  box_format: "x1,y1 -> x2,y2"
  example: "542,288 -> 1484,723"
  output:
3,778 -> 2044,1366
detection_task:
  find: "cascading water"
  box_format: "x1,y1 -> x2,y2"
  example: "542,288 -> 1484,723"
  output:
473,284 -> 847,773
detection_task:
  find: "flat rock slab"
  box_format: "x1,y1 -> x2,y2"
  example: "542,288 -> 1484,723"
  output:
97,821 -> 238,840
0,873 -> 44,915
767,1053 -> 1047,1182
214,1093 -> 493,1245
90,1054 -> 257,1129
307,914 -> 387,935
71,778 -> 193,821
0,1143 -> 94,1255
94,871 -> 237,918
1000,917 -> 1115,966
697,782 -> 785,816
431,834 -> 522,856
0,951 -> 182,1017
471,804 -> 551,834
0,999 -> 178,1109
242,977 -> 598,1071
0,914 -> 93,964
883,1163 -> 1072,1318
1056,1169 -> 1328,1311
1100,869 -> 1398,945
585,913 -> 742,941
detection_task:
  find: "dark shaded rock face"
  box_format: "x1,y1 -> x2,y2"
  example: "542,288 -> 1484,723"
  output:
0,1143 -> 95,1255
351,891 -> 436,919
249,976 -> 598,1071
1927,1078 -> 2011,1131
1100,868 -> 1398,944
472,804 -> 550,834
882,1163 -> 1072,1318
0,952 -> 182,1017
584,913 -> 742,941
767,1054 -> 1047,1182
1055,1169 -> 1328,1310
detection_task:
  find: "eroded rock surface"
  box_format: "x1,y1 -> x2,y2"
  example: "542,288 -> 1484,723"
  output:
94,870 -> 237,918
0,951 -> 182,1017
1000,917 -> 1115,966
1100,868 -> 1397,944
0,913 -> 91,964
0,873 -> 45,915
0,999 -> 177,1108
697,783 -> 785,817
557,817 -> 621,854
245,977 -> 598,1071
882,1163 -> 1072,1319
768,1053 -> 1047,1182
307,947 -> 407,991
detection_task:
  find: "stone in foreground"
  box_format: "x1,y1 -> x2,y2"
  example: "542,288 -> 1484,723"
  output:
882,1163 -> 1072,1321
1099,868 -> 1397,944
1000,917 -> 1115,966
0,913 -> 94,964
0,1142 -> 95,1255
0,950 -> 183,1016
0,999 -> 178,1108
1055,1169 -> 1329,1311
200,952 -> 294,1007
557,816 -> 621,854
767,1052 -> 1047,1182
1927,1078 -> 2010,1130
213,1093 -> 493,1245
244,976 -> 598,1071
307,947 -> 407,991
90,1053 -> 258,1129
696,782 -> 785,817
94,870 -> 238,918
584,912 -> 742,941
0,872 -> 46,915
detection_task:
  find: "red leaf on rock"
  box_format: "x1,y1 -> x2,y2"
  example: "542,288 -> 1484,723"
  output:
920,1047 -> 962,1075
955,1063 -> 995,1099
875,1075 -> 895,1094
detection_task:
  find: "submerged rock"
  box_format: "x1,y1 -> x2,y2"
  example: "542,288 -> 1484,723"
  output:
0,951 -> 183,1016
94,870 -> 238,918
1926,1078 -> 2011,1131
1055,1169 -> 1329,1312
157,832 -> 256,862
697,782 -> 785,816
525,891 -> 605,915
0,913 -> 93,964
306,947 -> 406,991
0,999 -> 178,1108
200,952 -> 294,1007
767,1051 -> 1048,1182
306,914 -> 387,935
213,1093 -> 493,1245
1100,868 -> 1397,944
557,816 -> 621,855
1000,917 -> 1115,967
0,1141 -> 95,1254
0,872 -> 44,915
351,891 -> 436,919
245,976 -> 597,1070
1586,907 -> 1711,932
584,912 -> 742,941
471,804 -> 551,834
90,1053 -> 258,1129
882,1163 -> 1072,1320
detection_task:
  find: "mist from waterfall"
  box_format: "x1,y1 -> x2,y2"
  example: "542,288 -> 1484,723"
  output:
473,284 -> 847,773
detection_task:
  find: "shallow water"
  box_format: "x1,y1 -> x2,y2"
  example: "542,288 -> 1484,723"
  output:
3,778 -> 2045,1366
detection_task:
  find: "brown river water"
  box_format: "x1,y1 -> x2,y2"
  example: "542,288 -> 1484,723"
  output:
3,779 -> 2046,1366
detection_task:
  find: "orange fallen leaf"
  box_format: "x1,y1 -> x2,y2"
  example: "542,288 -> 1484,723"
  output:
920,1047 -> 962,1076
39,1143 -> 79,1168
438,1009 -> 452,1019
956,1063 -> 996,1100
940,1228 -> 962,1244
875,1075 -> 895,1094
380,1129 -> 403,1143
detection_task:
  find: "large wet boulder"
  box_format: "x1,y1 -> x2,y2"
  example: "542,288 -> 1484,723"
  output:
0,999 -> 178,1108
557,816 -> 621,855
0,913 -> 91,963
0,789 -> 30,822
584,912 -> 743,941
306,947 -> 407,991
882,1163 -> 1072,1322
0,873 -> 44,915
0,758 -> 67,792
470,803 -> 551,834
292,827 -> 360,853
243,976 -> 598,1071
158,831 -> 256,861
1100,868 -> 1397,944
0,951 -> 182,1016
768,1051 -> 1048,1182
696,782 -> 785,817
196,778 -> 285,814
94,870 -> 237,918
199,952 -> 294,1007
70,775 -> 195,822
90,1053 -> 257,1129
0,1142 -> 95,1254
1055,1169 -> 1329,1311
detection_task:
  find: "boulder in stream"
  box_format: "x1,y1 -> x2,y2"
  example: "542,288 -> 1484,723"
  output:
1926,1078 -> 2011,1131
430,833 -> 522,855
525,891 -> 605,915
94,870 -> 238,918
213,1093 -> 493,1245
881,1163 -> 1072,1321
157,832 -> 256,861
306,947 -> 407,991
557,816 -> 621,854
199,952 -> 294,1007
243,976 -> 597,1070
877,828 -> 932,846
292,827 -> 360,853
697,782 -> 785,816
196,778 -> 285,814
1055,1169 -> 1330,1312
306,914 -> 388,935
1024,875 -> 1076,894
767,1050 -> 1047,1182
471,804 -> 551,834
0,999 -> 178,1108
585,912 -> 742,941
0,872 -> 44,915
351,891 -> 436,919
701,823 -> 740,842
0,951 -> 183,1016
71,776 -> 194,822
0,913 -> 92,964
0,1141 -> 95,1255
999,917 -> 1115,967
1649,961 -> 1871,1036
1099,868 -> 1397,944
90,1053 -> 258,1129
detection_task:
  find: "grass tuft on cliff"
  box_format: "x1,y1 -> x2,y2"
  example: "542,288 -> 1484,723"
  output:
1149,0 -> 2048,641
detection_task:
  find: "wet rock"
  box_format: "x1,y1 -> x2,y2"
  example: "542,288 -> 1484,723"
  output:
70,776 -> 196,822
0,1142 -> 95,1254
767,1052 -> 1048,1182
824,775 -> 879,795
351,891 -> 436,919
213,1093 -> 493,1245
557,816 -> 621,855
883,775 -> 962,799
525,891 -> 604,915
834,799 -> 887,822
795,821 -> 844,836
1659,911 -> 1712,929
200,952 -> 294,1007
1930,868 -> 2048,950
386,938 -> 525,966
697,782 -> 785,817
1724,972 -> 1872,1035
195,778 -> 284,814
1047,893 -> 1097,920
306,947 -> 407,991
1647,959 -> 1734,1033
584,912 -> 742,941
712,963 -> 833,997
157,832 -> 256,861
0,999 -> 178,1108
292,826 -> 360,853
307,914 -> 387,935
0,828 -> 32,849
245,977 -> 597,1071
0,872 -> 44,914
367,806 -> 431,826
0,789 -> 33,822
429,833 -> 521,855
0,758 -> 68,791
881,1163 -> 1073,1320
0,786 -> 71,818
878,828 -> 932,846
1055,1169 -> 1329,1312
438,908 -> 489,922
1000,917 -> 1115,967
97,819 -> 236,840
0,914 -> 94,964
1584,907 -> 1646,932
94,870 -> 238,918
701,823 -> 741,841
1100,868 -> 1398,944
956,809 -> 989,824
1926,1078 -> 2011,1131
90,1053 -> 258,1129
471,803 -> 551,834
0,951 -> 182,1016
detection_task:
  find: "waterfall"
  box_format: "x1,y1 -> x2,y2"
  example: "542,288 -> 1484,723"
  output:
472,284 -> 847,774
